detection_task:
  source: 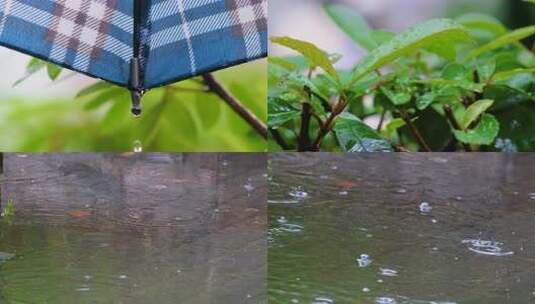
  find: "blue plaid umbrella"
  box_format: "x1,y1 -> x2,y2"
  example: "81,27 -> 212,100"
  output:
0,0 -> 267,115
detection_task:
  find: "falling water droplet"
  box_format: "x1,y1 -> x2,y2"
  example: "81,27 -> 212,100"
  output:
133,140 -> 143,153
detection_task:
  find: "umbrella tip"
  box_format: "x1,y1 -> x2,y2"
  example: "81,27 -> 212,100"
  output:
130,90 -> 143,117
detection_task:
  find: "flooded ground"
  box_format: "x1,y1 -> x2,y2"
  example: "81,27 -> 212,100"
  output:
0,153 -> 266,304
269,153 -> 535,304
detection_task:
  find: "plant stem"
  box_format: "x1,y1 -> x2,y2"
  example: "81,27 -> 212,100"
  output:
202,73 -> 267,139
377,110 -> 386,132
443,104 -> 472,152
310,96 -> 348,151
270,129 -> 291,150
298,103 -> 312,151
400,109 -> 431,152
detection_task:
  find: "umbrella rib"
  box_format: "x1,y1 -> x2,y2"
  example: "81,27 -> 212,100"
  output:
202,74 -> 267,139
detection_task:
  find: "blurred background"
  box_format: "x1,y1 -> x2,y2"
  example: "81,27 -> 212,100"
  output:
0,48 -> 267,152
269,0 -> 535,69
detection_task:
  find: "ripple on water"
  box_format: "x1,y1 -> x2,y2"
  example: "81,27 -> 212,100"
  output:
419,202 -> 432,214
379,268 -> 398,277
312,296 -> 334,304
289,186 -> 309,200
278,223 -> 304,233
462,239 -> 514,257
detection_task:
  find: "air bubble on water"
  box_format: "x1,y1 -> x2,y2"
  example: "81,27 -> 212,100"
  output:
362,287 -> 370,293
83,275 -> 92,280
339,191 -> 348,196
419,202 -> 432,214
222,160 -> 229,167
462,239 -> 514,256
529,193 -> 535,201
331,165 -> 338,170
395,188 -> 407,194
312,297 -> 334,304
319,175 -> 329,180
76,287 -> 91,292
133,140 -> 142,153
119,275 -> 127,279
366,234 -> 373,238
291,299 -> 299,303
277,216 -> 288,224
376,297 -> 397,304
377,279 -> 383,283
289,186 -> 308,199
431,219 -> 437,224
356,254 -> 372,268
455,196 -> 463,201
379,268 -> 398,277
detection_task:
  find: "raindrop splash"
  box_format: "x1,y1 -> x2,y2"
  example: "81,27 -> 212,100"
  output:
133,140 -> 143,153
462,239 -> 514,256
356,254 -> 372,268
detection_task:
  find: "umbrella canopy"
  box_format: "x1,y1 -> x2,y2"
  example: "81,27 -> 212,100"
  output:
0,0 -> 267,114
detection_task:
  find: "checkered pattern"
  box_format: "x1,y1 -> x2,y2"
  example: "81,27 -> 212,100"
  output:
0,0 -> 132,86
0,0 -> 267,89
142,0 -> 267,89
46,0 -> 117,59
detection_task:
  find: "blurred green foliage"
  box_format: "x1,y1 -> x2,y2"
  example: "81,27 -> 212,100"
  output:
0,60 -> 267,152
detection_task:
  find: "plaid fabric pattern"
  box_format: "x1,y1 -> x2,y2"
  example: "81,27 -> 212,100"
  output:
0,0 -> 266,89
143,0 -> 267,89
0,0 -> 132,86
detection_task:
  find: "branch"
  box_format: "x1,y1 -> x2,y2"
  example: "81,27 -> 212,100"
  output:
311,96 -> 348,151
400,109 -> 431,152
298,103 -> 312,151
270,128 -> 292,150
202,73 -> 267,139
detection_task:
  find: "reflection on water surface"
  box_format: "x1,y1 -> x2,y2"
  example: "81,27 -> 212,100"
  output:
269,153 -> 535,304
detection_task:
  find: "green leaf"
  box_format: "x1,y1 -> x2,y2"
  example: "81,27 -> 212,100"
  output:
334,112 -> 393,152
76,81 -> 113,98
413,79 -> 485,92
456,13 -> 507,39
442,63 -> 469,81
491,68 -> 535,83
268,98 -> 300,128
46,63 -> 61,80
454,113 -> 499,145
351,19 -> 473,84
467,26 -> 535,60
416,92 -> 436,110
323,3 -> 377,51
13,58 -> 46,87
380,86 -> 412,105
268,57 -> 298,71
270,36 -> 339,81
460,99 -> 494,130
476,59 -> 496,83
371,30 -> 396,46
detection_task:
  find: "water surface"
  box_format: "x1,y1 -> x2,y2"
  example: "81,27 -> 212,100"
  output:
0,153 -> 266,304
269,153 -> 535,304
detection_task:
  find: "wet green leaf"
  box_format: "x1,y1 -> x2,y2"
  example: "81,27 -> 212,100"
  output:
334,112 -> 393,152
351,19 -> 473,84
268,98 -> 300,128
76,81 -> 113,98
460,99 -> 494,130
454,113 -> 500,145
270,36 -> 339,82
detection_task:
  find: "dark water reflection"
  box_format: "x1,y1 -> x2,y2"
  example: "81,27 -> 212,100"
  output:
269,153 -> 535,304
0,153 -> 266,304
